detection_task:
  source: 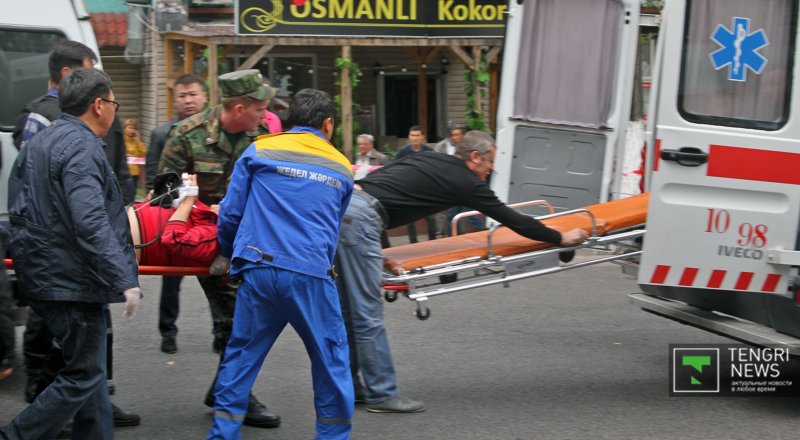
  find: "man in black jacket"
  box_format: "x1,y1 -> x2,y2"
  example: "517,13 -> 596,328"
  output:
3,67 -> 140,440
11,39 -> 139,428
336,131 -> 589,414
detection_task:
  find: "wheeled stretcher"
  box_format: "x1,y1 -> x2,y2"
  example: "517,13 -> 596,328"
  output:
3,260 -> 211,277
4,194 -> 648,319
381,194 -> 649,320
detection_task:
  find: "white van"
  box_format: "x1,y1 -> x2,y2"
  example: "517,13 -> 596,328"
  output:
635,0 -> 800,343
496,0 -> 800,348
0,0 -> 101,221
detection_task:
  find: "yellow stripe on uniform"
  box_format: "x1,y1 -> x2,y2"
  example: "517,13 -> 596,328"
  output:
254,133 -> 353,175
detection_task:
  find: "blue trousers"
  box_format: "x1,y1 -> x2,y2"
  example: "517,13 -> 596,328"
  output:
1,301 -> 112,440
335,193 -> 399,404
207,267 -> 353,440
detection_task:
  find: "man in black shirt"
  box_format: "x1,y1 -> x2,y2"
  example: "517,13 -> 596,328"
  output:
335,131 -> 588,413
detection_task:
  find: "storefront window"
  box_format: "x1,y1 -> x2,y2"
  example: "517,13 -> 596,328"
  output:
259,55 -> 316,121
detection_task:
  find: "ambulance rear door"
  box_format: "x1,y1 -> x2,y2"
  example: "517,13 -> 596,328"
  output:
639,0 -> 800,330
492,0 -> 640,215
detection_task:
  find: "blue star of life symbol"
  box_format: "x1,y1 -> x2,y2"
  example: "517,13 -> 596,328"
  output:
710,17 -> 769,82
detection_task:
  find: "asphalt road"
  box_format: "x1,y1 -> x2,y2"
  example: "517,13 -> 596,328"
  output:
2,253 -> 800,439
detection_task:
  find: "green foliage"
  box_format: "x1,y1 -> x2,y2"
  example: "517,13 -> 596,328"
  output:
333,57 -> 361,154
199,46 -> 228,92
463,49 -> 489,132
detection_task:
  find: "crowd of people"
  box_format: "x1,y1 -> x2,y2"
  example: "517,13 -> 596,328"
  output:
0,39 -> 588,440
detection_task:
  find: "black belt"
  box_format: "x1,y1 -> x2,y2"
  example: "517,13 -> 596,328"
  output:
354,189 -> 388,228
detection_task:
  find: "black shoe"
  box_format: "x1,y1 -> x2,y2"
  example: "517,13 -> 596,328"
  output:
244,394 -> 281,428
112,403 -> 141,427
212,337 -> 226,354
204,391 -> 280,429
161,336 -> 177,354
24,376 -> 39,403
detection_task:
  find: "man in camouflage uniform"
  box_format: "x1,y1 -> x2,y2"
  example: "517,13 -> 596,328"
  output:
159,69 -> 281,429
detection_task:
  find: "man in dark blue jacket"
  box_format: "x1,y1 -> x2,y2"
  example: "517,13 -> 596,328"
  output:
3,68 -> 140,440
10,39 -> 140,430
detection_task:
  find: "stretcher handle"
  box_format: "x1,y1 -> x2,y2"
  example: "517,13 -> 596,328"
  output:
535,208 -> 599,238
450,199 -> 555,237
484,208 -> 598,259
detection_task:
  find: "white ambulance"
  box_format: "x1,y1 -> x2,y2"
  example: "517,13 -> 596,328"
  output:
0,0 -> 101,222
634,0 -> 800,347
496,0 -> 800,349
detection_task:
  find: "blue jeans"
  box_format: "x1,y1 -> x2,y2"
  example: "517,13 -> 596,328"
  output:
1,301 -> 112,440
335,193 -> 399,404
208,267 -> 353,440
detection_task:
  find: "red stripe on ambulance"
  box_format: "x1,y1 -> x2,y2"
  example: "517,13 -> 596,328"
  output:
707,145 -> 800,184
762,274 -> 781,293
678,267 -> 699,286
650,265 -> 670,284
648,266 -> 780,293
734,272 -> 754,290
707,270 -> 726,288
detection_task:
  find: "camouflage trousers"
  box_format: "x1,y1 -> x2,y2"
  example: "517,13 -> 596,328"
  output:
197,275 -> 240,345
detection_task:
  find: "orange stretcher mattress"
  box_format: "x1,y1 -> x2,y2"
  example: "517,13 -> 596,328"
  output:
383,193 -> 649,274
3,259 -> 210,276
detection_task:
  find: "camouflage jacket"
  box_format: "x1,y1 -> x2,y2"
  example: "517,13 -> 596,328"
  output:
159,106 -> 269,205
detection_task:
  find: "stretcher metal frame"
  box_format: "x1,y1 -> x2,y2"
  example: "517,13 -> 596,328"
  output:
381,200 -> 646,320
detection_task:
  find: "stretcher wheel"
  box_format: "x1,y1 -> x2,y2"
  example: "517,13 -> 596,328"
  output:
384,290 -> 398,302
414,304 -> 430,321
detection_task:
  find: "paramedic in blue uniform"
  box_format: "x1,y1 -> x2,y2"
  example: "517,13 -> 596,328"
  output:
207,88 -> 355,440
336,130 -> 589,413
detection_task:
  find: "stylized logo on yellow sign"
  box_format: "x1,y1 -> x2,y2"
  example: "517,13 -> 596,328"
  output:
236,0 -> 507,36
241,0 -> 286,33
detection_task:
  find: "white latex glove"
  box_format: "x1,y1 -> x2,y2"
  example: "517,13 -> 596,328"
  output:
171,184 -> 199,208
123,287 -> 142,318
209,255 -> 231,276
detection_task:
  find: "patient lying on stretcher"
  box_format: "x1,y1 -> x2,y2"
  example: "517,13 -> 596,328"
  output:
127,174 -> 219,267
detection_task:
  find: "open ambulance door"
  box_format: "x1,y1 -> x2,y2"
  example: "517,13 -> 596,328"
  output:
638,0 -> 800,337
492,0 -> 640,215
